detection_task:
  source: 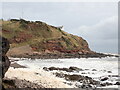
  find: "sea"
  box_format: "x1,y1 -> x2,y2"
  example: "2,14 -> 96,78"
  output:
11,56 -> 119,88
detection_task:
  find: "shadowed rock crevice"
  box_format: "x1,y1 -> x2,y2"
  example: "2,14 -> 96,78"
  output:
0,36 -> 11,89
1,36 -> 10,78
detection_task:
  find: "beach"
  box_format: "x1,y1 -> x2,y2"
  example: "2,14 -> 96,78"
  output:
4,57 -> 119,89
5,67 -> 73,88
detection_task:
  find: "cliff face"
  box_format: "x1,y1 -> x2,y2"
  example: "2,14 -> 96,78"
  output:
1,19 -> 92,55
0,36 -> 10,78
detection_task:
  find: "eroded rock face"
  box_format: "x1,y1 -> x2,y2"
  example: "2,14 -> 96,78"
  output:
0,36 -> 10,78
2,56 -> 10,78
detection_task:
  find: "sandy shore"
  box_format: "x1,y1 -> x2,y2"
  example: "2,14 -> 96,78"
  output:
5,67 -> 73,88
4,57 -> 119,89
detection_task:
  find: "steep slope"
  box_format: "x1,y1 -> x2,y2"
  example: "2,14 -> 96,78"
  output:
1,19 -> 92,55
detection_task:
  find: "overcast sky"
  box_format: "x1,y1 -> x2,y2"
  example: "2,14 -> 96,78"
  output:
1,2 -> 118,53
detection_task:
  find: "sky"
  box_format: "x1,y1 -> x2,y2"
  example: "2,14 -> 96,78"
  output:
1,2 -> 118,53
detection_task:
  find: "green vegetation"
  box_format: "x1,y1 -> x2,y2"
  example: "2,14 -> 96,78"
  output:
1,19 -> 90,52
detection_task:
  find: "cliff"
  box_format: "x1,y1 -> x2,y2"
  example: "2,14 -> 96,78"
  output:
1,19 -> 93,57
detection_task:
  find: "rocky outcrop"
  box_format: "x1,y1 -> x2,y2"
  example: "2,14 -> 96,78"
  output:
43,66 -> 119,89
0,36 -> 10,90
43,66 -> 83,72
0,36 -> 10,78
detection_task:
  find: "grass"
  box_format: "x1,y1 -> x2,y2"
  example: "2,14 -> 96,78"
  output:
2,19 -> 90,52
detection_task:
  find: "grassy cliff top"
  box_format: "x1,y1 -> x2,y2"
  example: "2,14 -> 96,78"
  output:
1,19 -> 91,54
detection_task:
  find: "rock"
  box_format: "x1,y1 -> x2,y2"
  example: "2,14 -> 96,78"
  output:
2,56 -> 10,78
54,72 -> 100,88
115,82 -> 120,85
48,67 -> 59,71
100,77 -> 109,81
3,78 -> 43,89
105,82 -> 113,86
84,69 -> 89,70
47,67 -> 73,72
65,74 -> 82,81
61,68 -> 72,72
43,67 -> 49,71
81,72 -> 86,74
0,36 -> 10,78
81,84 -> 86,88
92,69 -> 97,71
111,75 -> 119,77
10,63 -> 26,68
2,79 -> 16,88
85,76 -> 92,79
1,36 -> 10,55
100,83 -> 106,86
69,66 -> 83,72
0,36 -> 10,89
45,66 -> 84,72
54,72 -> 65,78
107,71 -> 112,73
100,82 -> 112,86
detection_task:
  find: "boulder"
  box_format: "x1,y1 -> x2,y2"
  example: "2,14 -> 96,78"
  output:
2,56 -> 10,78
64,74 -> 82,81
1,36 -> 10,55
115,82 -> 120,85
0,36 -> 10,78
100,77 -> 109,81
69,67 -> 83,72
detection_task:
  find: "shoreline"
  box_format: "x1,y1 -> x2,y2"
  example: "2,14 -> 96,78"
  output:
5,67 -> 74,88
8,52 -> 119,59
4,58 -> 119,89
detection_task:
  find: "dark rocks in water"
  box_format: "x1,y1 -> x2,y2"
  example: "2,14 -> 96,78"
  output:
92,69 -> 97,71
50,67 -> 73,72
55,72 -> 83,81
43,67 -> 72,72
105,82 -> 113,86
48,67 -> 119,88
100,82 -> 113,86
111,75 -> 120,77
100,77 -> 109,81
61,68 -> 73,72
107,71 -> 112,73
114,82 -> 120,85
65,74 -> 100,88
43,67 -> 49,71
65,74 -> 82,81
47,67 -> 57,71
54,72 -> 100,87
69,67 -> 83,72
81,72 -> 86,74
54,72 -> 65,78
43,66 -> 83,72
100,83 -> 107,86
43,66 -> 118,88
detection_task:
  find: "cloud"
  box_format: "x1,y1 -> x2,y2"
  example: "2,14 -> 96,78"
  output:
71,16 -> 118,53
2,2 -> 118,53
